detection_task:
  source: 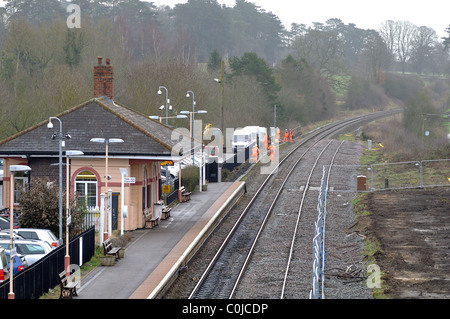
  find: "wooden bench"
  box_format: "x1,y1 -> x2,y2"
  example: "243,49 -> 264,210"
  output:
144,209 -> 159,229
58,271 -> 80,299
180,186 -> 191,202
102,238 -> 121,260
161,206 -> 172,220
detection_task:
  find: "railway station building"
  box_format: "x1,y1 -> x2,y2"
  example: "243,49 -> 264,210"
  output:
0,58 -> 192,232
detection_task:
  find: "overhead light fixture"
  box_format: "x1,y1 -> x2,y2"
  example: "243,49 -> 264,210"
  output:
66,150 -> 83,156
10,165 -> 31,172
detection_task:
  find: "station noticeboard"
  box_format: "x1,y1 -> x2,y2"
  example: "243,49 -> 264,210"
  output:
162,185 -> 171,193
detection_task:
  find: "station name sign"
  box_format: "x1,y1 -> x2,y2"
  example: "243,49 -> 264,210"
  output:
161,161 -> 174,167
124,177 -> 136,184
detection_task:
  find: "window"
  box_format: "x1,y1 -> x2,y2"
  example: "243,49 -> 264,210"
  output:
18,231 -> 38,240
14,171 -> 29,205
142,167 -> 151,211
75,171 -> 98,207
15,243 -> 45,255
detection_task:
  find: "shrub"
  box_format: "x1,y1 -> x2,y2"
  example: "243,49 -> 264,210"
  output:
345,75 -> 387,110
403,89 -> 437,136
383,73 -> 424,102
18,177 -> 87,237
181,166 -> 199,193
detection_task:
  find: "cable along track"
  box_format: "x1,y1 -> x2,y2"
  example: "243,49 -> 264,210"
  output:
188,110 -> 400,299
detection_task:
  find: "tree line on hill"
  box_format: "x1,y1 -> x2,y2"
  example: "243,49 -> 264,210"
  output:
0,0 -> 449,141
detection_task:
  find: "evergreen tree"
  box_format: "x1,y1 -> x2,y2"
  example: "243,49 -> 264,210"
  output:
63,29 -> 85,68
4,0 -> 65,25
230,52 -> 280,104
444,25 -> 450,51
208,49 -> 222,71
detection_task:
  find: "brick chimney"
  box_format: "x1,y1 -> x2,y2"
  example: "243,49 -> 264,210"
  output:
94,57 -> 114,100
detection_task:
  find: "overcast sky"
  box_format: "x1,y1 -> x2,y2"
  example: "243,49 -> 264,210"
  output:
152,0 -> 450,38
0,0 -> 448,38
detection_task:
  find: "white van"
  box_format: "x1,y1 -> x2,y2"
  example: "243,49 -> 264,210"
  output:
243,126 -> 267,149
232,129 -> 253,150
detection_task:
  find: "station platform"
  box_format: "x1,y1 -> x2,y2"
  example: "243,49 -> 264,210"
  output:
77,181 -> 245,299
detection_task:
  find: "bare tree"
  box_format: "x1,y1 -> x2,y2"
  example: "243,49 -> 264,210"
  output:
379,20 -> 398,69
395,21 -> 418,74
360,30 -> 390,82
411,26 -> 438,74
292,26 -> 345,78
379,20 -> 418,73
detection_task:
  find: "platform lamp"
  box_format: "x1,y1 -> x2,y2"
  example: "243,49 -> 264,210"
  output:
8,165 -> 31,299
65,150 -> 83,278
180,107 -> 208,193
48,117 -> 72,246
157,86 -> 172,126
90,138 -> 124,244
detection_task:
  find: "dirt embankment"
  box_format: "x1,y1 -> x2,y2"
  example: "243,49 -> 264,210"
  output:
354,187 -> 450,298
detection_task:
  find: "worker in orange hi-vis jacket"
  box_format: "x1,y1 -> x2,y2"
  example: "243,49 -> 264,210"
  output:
289,129 -> 293,142
283,129 -> 288,143
252,144 -> 260,163
269,144 -> 276,162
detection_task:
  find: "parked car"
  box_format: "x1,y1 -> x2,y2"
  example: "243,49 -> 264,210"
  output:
0,247 -> 10,283
0,239 -> 53,266
5,250 -> 28,275
14,228 -> 59,248
0,216 -> 19,230
0,231 -> 25,240
0,208 -> 20,220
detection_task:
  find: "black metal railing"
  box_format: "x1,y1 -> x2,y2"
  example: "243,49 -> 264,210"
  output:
0,226 -> 95,299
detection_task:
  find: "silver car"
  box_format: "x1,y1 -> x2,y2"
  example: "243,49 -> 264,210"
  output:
0,239 -> 53,266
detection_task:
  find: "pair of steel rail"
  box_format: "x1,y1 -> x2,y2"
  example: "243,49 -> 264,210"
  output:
188,110 -> 401,299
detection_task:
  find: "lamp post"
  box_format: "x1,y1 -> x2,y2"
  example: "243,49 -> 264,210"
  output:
8,165 -> 31,299
150,114 -> 187,191
90,138 -> 124,244
65,150 -> 83,277
214,62 -> 224,183
180,109 -> 207,192
214,59 -> 224,138
48,117 -> 70,246
179,110 -> 208,141
157,86 -> 172,126
186,91 -> 196,140
179,109 -> 208,157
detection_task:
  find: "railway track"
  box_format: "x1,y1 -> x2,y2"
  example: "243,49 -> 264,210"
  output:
188,110 -> 400,299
